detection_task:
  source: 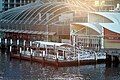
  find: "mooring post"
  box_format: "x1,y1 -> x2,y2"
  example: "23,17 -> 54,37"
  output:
78,53 -> 80,66
56,52 -> 59,67
63,51 -> 66,60
42,51 -> 45,66
95,52 -> 97,64
19,47 -> 22,62
9,46 -> 12,61
30,49 -> 33,63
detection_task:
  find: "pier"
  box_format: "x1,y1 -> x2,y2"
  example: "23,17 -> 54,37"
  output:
0,37 -> 108,67
0,32 -> 119,67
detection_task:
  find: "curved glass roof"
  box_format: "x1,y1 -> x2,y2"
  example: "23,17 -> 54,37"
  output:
0,0 -> 94,27
73,23 -> 102,34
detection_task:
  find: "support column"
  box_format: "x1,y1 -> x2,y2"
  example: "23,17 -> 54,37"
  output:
24,0 -> 26,5
1,38 -> 6,53
101,27 -> 104,49
17,40 -> 19,45
20,0 -> 22,6
73,35 -> 76,56
8,0 -> 10,9
0,38 -> 1,44
23,40 -> 26,55
30,41 -> 32,46
14,0 -> 16,7
17,39 -> 19,54
45,45 -> 47,57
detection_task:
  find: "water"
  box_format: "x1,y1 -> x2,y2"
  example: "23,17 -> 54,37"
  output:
0,53 -> 120,80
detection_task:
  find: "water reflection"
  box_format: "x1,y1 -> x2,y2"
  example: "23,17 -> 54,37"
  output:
0,53 -> 120,80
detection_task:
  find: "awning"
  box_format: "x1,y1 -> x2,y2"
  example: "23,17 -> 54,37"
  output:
42,32 -> 56,35
18,30 -> 24,33
22,30 -> 30,34
31,31 -> 39,34
0,29 -> 56,35
37,31 -> 44,35
13,30 -> 20,33
4,29 -> 11,32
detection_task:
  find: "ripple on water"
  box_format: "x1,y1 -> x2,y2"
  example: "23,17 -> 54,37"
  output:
0,54 -> 120,80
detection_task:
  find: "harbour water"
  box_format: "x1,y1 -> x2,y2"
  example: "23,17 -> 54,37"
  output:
0,53 -> 120,80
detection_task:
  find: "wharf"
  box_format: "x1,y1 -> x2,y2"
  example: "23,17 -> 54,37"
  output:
10,53 -> 105,67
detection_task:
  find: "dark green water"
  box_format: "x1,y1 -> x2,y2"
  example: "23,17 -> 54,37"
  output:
0,53 -> 120,80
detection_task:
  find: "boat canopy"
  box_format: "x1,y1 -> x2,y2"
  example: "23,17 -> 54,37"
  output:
33,41 -> 73,47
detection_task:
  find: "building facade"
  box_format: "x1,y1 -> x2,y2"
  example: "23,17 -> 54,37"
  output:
71,12 -> 120,50
81,0 -> 120,11
1,0 -> 120,12
0,0 -> 120,51
0,0 -> 35,12
0,0 -> 93,47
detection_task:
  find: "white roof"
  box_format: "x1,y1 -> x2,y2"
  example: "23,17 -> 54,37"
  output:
33,41 -> 73,47
72,23 -> 102,34
72,12 -> 120,34
93,12 -> 120,23
92,12 -> 120,33
100,23 -> 120,33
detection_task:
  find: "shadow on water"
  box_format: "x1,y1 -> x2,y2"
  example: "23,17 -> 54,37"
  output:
1,44 -> 6,54
106,60 -> 120,68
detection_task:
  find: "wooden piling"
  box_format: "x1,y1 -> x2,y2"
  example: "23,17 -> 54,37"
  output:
19,53 -> 21,62
42,57 -> 45,66
9,52 -> 12,61
30,55 -> 33,63
56,58 -> 59,67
